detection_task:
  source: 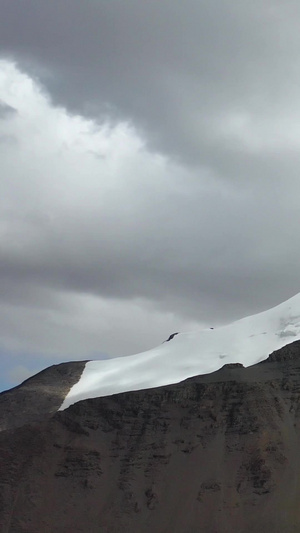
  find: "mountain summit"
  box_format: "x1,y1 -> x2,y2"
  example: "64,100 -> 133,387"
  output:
61,292 -> 300,409
2,294 -> 300,531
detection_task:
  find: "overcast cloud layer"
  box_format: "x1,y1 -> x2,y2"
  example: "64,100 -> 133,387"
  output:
1,0 -> 300,387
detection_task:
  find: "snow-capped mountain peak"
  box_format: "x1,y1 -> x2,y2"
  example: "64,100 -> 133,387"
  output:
60,293 -> 300,410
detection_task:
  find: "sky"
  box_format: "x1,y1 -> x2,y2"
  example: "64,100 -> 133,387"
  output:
1,0 -> 300,390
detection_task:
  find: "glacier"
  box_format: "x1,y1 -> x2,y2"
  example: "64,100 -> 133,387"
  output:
60,292 -> 300,410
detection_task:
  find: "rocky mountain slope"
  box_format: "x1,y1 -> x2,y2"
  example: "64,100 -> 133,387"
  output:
2,341 -> 300,532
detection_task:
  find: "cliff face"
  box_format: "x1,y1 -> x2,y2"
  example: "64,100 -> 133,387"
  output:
2,342 -> 300,532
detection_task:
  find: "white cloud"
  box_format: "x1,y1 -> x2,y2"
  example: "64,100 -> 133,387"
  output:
0,58 -> 300,374
0,59 -> 206,361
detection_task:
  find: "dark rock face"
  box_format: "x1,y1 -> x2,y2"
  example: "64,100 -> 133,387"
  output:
222,362 -> 244,369
2,342 -> 300,531
165,332 -> 179,342
0,361 -> 87,431
267,339 -> 300,362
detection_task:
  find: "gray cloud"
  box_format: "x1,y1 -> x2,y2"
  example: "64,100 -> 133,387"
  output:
0,2 -> 300,383
2,0 -> 300,164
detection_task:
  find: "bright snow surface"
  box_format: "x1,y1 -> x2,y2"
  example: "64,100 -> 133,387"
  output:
60,293 -> 300,410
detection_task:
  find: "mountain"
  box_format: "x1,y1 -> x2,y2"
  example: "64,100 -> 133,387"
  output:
61,291 -> 300,409
2,294 -> 300,531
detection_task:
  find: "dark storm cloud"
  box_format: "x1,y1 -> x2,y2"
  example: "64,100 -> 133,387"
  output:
1,0 -> 300,165
1,1 -> 300,371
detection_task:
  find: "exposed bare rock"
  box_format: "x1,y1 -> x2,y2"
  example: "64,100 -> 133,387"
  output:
2,342 -> 300,531
0,361 -> 87,431
164,332 -> 179,342
267,339 -> 300,362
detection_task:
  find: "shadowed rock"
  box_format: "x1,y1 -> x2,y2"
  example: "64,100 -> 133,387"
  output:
0,361 -> 87,431
2,342 -> 300,531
